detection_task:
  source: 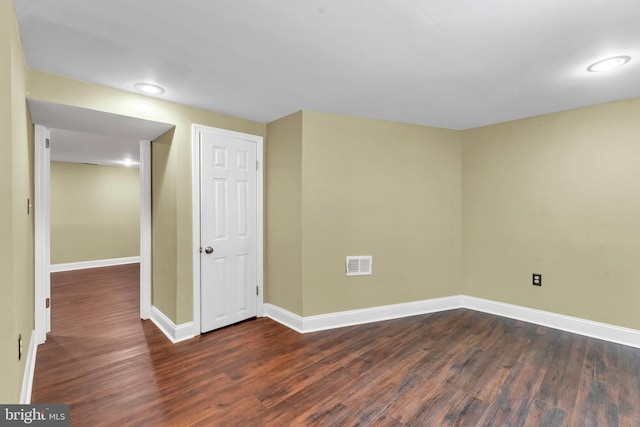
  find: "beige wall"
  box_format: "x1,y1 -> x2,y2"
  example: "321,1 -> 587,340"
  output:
266,111 -> 463,316
151,129 -> 177,318
301,111 -> 463,316
462,98 -> 640,330
1,0 -> 34,403
266,112 -> 303,314
50,162 -> 140,264
27,70 -> 266,324
268,102 -> 640,327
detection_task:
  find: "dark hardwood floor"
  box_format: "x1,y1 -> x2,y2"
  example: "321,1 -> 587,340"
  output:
32,264 -> 640,426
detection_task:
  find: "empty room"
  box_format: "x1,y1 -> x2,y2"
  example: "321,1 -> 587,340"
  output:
2,1 -> 639,426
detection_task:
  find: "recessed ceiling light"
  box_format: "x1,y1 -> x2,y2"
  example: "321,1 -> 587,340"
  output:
120,158 -> 139,167
587,56 -> 631,72
135,83 -> 165,94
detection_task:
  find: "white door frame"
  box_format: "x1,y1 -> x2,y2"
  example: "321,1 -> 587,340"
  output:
34,125 -> 50,344
191,124 -> 264,336
34,128 -> 152,343
139,140 -> 152,320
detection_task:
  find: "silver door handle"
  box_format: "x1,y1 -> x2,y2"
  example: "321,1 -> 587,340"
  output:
204,246 -> 214,254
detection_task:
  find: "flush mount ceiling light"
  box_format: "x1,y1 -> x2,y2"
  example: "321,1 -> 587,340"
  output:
587,55 -> 631,72
134,82 -> 165,94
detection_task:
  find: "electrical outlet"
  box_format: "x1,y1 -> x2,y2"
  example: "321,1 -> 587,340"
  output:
18,334 -> 22,361
532,274 -> 542,287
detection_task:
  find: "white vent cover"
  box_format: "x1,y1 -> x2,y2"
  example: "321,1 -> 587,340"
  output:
346,256 -> 372,276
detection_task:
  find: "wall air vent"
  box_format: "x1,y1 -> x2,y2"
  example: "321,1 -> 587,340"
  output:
346,256 -> 372,276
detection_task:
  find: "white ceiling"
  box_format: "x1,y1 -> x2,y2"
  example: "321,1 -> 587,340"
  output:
14,0 -> 640,130
28,100 -> 174,166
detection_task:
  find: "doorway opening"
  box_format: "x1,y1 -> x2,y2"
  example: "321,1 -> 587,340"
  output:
31,99 -> 174,344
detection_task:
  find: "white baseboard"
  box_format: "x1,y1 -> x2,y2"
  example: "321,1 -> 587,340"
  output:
50,256 -> 140,272
150,306 -> 194,344
264,295 -> 462,334
305,295 -> 463,333
264,304 -> 304,332
20,331 -> 37,404
264,295 -> 640,349
461,296 -> 640,349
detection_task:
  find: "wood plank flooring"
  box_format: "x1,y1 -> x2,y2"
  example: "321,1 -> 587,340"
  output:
32,264 -> 640,426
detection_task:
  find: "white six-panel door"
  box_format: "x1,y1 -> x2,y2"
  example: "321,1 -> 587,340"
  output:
200,129 -> 258,333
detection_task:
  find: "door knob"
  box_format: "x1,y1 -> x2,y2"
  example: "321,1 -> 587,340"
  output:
204,246 -> 214,254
